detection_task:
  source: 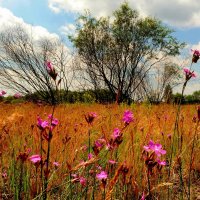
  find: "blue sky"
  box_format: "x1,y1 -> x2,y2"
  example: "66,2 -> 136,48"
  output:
1,0 -> 200,45
0,0 -> 200,94
0,0 -> 75,36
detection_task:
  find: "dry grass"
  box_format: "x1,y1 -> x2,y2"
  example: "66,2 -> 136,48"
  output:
0,102 -> 200,199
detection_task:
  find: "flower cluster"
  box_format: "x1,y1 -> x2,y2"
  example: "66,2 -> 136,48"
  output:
71,174 -> 87,186
144,140 -> 166,157
143,140 -> 167,174
37,114 -> 59,141
37,114 -> 59,131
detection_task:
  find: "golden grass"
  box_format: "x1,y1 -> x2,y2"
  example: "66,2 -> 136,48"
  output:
0,102 -> 199,198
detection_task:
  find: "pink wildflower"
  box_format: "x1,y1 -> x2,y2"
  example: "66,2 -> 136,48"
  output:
45,61 -> 57,80
112,128 -> 121,139
37,117 -> 49,130
88,153 -> 93,160
123,110 -> 134,124
0,90 -> 6,97
191,49 -> 200,63
79,177 -> 87,186
143,140 -> 166,157
141,192 -> 145,200
53,161 -> 60,167
45,61 -> 53,73
108,160 -> 117,164
183,68 -> 196,80
96,171 -> 108,180
85,112 -> 97,124
51,118 -> 59,126
48,114 -> 59,124
183,68 -> 190,74
29,154 -> 41,164
94,140 -> 103,148
192,49 -> 200,56
157,159 -> 167,166
14,93 -> 22,99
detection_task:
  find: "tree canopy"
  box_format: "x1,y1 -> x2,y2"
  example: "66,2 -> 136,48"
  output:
70,3 -> 185,103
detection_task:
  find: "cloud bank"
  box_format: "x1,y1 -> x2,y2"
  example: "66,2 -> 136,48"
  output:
48,0 -> 200,28
0,7 -> 59,41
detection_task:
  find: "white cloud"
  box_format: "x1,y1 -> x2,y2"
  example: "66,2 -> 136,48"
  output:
48,0 -> 200,28
60,23 -> 76,36
0,7 -> 59,41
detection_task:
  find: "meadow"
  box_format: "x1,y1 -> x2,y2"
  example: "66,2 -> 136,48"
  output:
0,102 -> 199,199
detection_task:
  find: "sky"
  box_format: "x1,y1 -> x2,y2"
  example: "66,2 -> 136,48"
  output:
0,0 -> 200,94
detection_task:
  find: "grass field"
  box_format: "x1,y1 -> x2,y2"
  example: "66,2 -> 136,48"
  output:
0,102 -> 200,199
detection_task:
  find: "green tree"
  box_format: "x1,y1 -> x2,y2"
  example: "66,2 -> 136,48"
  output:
192,90 -> 200,101
70,3 -> 184,104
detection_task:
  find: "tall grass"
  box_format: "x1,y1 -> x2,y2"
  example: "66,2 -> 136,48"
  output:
0,102 -> 199,199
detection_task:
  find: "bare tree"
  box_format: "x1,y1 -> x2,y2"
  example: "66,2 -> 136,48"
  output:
141,63 -> 181,103
0,25 -> 73,104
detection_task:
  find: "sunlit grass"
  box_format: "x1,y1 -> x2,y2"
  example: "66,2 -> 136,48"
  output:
0,102 -> 199,199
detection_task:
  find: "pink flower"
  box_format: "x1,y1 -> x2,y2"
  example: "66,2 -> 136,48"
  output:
85,112 -> 97,124
183,68 -> 196,79
53,161 -> 60,167
108,160 -> 117,164
183,68 -> 190,74
79,177 -> 87,186
52,118 -> 59,126
112,128 -> 121,139
191,49 -> 200,63
123,110 -> 134,124
45,61 -> 53,73
37,117 -> 49,130
88,153 -> 93,160
96,171 -> 108,180
90,112 -> 97,118
14,93 -> 22,98
0,90 -> 6,97
191,49 -> 200,56
144,140 -> 166,157
48,114 -> 59,129
45,61 -> 57,80
143,140 -> 155,151
94,140 -> 103,148
2,170 -> 7,179
29,154 -> 41,164
157,159 -> 167,166
141,192 -> 145,200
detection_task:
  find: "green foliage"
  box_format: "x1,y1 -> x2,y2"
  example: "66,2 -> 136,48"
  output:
24,89 -> 115,104
3,96 -> 25,104
69,2 -> 185,103
172,90 -> 200,104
